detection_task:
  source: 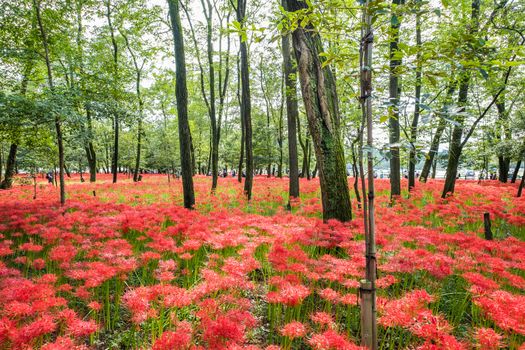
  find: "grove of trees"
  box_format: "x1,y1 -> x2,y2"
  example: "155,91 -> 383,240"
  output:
1,0 -> 524,211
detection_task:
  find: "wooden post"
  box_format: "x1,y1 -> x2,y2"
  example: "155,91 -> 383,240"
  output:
92,190 -> 96,197
360,280 -> 374,348
483,212 -> 492,240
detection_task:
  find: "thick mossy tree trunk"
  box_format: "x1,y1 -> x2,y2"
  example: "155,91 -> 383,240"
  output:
442,0 -> 480,198
419,81 -> 456,183
0,144 -> 17,190
167,0 -> 195,209
282,30 -> 300,199
285,0 -> 352,222
388,0 -> 404,198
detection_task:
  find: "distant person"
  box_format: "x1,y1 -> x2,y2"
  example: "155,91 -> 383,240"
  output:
46,172 -> 53,184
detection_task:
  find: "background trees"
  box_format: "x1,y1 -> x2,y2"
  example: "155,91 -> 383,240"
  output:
1,0 -> 524,207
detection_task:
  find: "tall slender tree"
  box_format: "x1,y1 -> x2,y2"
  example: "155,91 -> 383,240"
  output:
408,2 -> 422,191
167,0 -> 195,209
388,0 -> 404,198
33,0 -> 66,205
105,0 -> 120,184
232,0 -> 254,199
282,28 -> 300,201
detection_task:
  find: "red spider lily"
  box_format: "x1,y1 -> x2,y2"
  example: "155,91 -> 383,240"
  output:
474,290 -> 525,335
473,327 -> 504,350
308,329 -> 365,350
310,311 -> 335,329
152,321 -> 192,350
279,321 -> 307,339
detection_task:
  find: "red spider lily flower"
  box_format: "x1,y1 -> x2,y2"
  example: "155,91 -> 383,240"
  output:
202,315 -> 246,348
318,288 -> 340,303
280,321 -> 307,339
474,290 -> 525,335
310,312 -> 335,329
267,283 -> 310,306
308,329 -> 365,350
87,301 -> 102,311
152,321 -> 192,350
18,242 -> 43,253
41,336 -> 89,350
32,258 -> 46,270
473,327 -> 504,350
463,272 -> 500,295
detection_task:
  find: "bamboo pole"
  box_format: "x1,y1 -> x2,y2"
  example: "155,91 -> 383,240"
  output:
359,1 -> 377,348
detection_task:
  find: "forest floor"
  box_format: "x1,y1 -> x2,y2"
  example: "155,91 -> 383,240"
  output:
0,174 -> 524,349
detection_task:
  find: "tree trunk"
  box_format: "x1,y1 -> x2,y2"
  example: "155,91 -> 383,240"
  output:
408,7 -> 422,191
388,0 -> 404,198
134,117 -> 143,182
495,99 -> 511,183
442,0 -> 480,198
34,0 -> 65,205
297,116 -> 307,178
106,0 -> 119,184
236,54 -> 244,183
518,164 -> 525,198
420,82 -> 456,183
286,0 -> 352,222
351,138 -> 362,208
511,159 -> 522,183
0,144 -> 17,190
168,0 -> 195,209
120,31 -> 145,184
112,114 -> 119,184
282,31 -> 299,198
236,0 -> 254,199
0,143 -> 3,184
85,108 -> 97,182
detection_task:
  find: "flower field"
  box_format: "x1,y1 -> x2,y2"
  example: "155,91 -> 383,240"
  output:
0,175 -> 524,349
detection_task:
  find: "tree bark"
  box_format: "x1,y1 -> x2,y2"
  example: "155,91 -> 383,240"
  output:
388,0 -> 404,198
442,0 -> 480,198
0,144 -> 17,190
168,0 -> 195,209
495,98 -> 511,183
408,7 -> 422,191
360,1 -> 377,345
106,0 -> 119,184
511,159 -> 522,183
518,164 -> 525,198
236,54 -> 244,183
236,0 -> 254,199
285,0 -> 352,222
121,30 -> 145,183
85,108 -> 97,182
419,82 -> 456,183
34,0 -> 66,205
